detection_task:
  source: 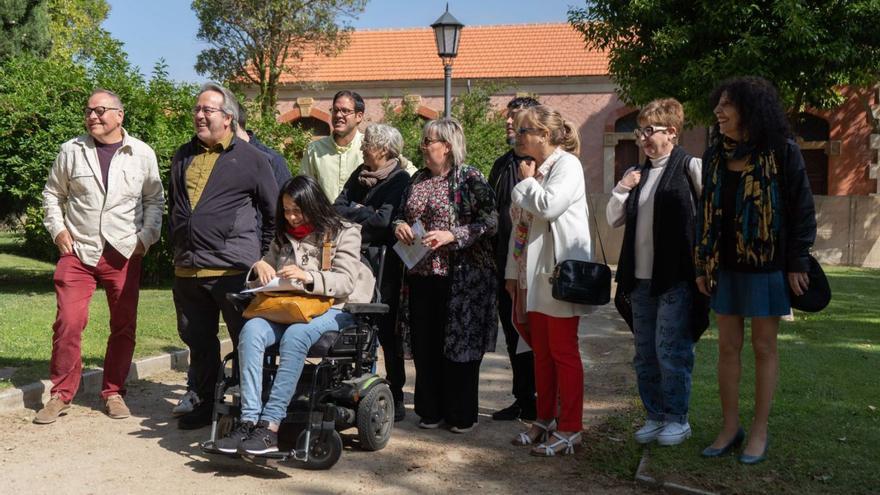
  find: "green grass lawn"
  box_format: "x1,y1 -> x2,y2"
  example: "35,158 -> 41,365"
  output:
583,266 -> 880,495
0,232 -> 182,389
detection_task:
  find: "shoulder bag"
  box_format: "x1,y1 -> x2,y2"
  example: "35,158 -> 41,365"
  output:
549,193 -> 611,305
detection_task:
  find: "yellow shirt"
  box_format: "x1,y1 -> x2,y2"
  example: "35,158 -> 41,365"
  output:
186,132 -> 232,208
300,131 -> 364,201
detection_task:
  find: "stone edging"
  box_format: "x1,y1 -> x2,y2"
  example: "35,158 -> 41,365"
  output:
635,447 -> 719,495
0,339 -> 233,414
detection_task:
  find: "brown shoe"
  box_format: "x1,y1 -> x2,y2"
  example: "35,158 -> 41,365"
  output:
104,394 -> 130,419
34,395 -> 70,424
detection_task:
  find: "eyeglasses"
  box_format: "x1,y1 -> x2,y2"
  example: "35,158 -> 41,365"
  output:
330,107 -> 357,117
421,137 -> 444,147
83,106 -> 121,117
516,127 -> 541,136
192,105 -> 223,116
633,125 -> 669,139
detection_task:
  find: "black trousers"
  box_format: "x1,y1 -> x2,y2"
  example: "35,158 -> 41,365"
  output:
496,283 -> 536,405
172,273 -> 247,402
409,275 -> 481,428
377,265 -> 406,402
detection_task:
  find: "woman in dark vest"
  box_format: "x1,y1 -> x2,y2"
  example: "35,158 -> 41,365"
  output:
696,77 -> 816,464
607,98 -> 702,447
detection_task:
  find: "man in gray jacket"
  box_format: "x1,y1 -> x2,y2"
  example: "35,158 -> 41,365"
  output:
36,89 -> 165,424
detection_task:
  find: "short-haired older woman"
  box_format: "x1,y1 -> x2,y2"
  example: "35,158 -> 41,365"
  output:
606,98 -> 702,447
334,123 -> 412,421
393,118 -> 498,433
696,77 -> 816,464
504,105 -> 592,456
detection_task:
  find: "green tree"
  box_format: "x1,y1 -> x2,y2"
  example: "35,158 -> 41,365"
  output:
381,83 -> 509,176
0,0 -> 51,61
192,0 -> 366,118
569,1 -> 880,123
46,0 -> 114,61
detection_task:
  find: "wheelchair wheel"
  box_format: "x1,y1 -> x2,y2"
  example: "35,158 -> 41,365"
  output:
216,414 -> 234,439
297,429 -> 342,470
356,383 -> 393,451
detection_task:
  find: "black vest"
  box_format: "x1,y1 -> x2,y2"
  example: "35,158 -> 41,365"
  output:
615,145 -> 698,296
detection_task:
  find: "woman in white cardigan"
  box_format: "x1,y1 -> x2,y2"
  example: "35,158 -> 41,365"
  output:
505,105 -> 592,456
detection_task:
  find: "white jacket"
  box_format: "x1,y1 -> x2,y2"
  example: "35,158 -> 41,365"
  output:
42,130 -> 165,266
505,148 -> 594,317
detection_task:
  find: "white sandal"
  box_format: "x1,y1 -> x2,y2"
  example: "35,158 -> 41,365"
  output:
530,431 -> 582,457
511,419 -> 557,446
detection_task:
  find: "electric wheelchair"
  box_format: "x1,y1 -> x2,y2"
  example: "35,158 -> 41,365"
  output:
201,247 -> 394,470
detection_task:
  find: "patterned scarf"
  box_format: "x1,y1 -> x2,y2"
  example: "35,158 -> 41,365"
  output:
696,137 -> 781,289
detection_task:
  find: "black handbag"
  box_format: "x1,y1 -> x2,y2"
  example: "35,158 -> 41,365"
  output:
548,194 -> 611,305
788,254 -> 831,312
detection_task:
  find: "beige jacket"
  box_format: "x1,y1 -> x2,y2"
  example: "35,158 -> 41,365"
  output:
42,130 -> 165,267
260,222 -> 375,308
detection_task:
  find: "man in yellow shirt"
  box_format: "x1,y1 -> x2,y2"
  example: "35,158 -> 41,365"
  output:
300,90 -> 366,201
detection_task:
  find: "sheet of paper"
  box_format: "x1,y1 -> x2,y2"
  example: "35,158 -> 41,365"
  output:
392,220 -> 430,270
242,276 -> 304,293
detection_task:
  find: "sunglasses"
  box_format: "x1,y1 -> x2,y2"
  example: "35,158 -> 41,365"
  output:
421,136 -> 444,147
633,125 -> 669,139
516,127 -> 541,136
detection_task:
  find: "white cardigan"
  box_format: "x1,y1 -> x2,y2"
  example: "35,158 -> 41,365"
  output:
505,148 -> 594,317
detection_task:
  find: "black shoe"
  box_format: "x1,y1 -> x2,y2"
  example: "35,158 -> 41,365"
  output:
702,427 -> 745,457
394,399 -> 406,422
519,400 -> 537,421
178,402 -> 213,430
215,420 -> 254,453
492,402 -> 522,421
240,420 -> 278,454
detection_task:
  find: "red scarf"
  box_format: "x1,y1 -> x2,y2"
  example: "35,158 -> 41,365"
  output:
286,223 -> 315,240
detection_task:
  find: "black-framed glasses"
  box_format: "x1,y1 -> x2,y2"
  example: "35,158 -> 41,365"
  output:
192,105 -> 223,116
516,127 -> 541,136
83,106 -> 121,117
633,125 -> 669,139
330,107 -> 357,117
421,136 -> 444,147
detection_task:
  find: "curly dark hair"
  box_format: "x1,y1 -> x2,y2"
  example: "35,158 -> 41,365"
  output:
708,76 -> 792,152
274,175 -> 343,246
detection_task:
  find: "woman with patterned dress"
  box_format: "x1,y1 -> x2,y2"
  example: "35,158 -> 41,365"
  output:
393,118 -> 498,434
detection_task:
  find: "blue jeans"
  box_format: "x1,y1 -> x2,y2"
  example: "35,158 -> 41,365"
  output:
238,309 -> 355,425
631,280 -> 694,425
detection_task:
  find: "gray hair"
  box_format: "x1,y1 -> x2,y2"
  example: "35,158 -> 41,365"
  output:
423,117 -> 466,166
90,88 -> 124,111
198,82 -> 239,131
363,123 -> 403,159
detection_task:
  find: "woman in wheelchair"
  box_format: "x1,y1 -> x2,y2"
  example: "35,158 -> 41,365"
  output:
216,175 -> 375,455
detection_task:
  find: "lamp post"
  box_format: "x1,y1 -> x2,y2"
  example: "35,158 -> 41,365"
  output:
431,5 -> 463,118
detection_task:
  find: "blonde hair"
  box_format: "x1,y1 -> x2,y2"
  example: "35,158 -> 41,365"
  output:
516,105 -> 580,155
638,98 -> 684,142
423,118 -> 466,166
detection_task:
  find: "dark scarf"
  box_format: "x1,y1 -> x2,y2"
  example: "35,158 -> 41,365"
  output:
358,158 -> 399,187
696,138 -> 781,289
616,145 -> 697,296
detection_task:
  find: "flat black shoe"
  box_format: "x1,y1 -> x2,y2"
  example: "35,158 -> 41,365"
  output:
492,402 -> 522,421
178,402 -> 213,430
394,399 -> 406,422
702,427 -> 745,457
519,401 -> 537,421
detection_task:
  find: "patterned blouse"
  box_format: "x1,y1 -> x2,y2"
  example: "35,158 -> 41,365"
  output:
403,173 -> 455,276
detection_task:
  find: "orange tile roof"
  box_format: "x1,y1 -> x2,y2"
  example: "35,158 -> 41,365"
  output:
281,23 -> 608,84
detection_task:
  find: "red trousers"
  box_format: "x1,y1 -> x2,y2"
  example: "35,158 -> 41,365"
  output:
50,247 -> 141,401
527,311 -> 584,432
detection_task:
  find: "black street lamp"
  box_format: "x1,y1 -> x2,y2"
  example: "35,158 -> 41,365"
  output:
431,4 -> 463,118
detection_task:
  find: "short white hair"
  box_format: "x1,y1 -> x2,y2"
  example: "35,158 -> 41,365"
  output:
363,123 -> 404,158
423,118 -> 466,166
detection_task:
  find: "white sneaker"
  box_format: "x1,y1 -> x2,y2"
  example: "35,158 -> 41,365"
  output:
634,419 -> 667,444
172,390 -> 201,416
450,423 -> 475,434
657,421 -> 692,446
